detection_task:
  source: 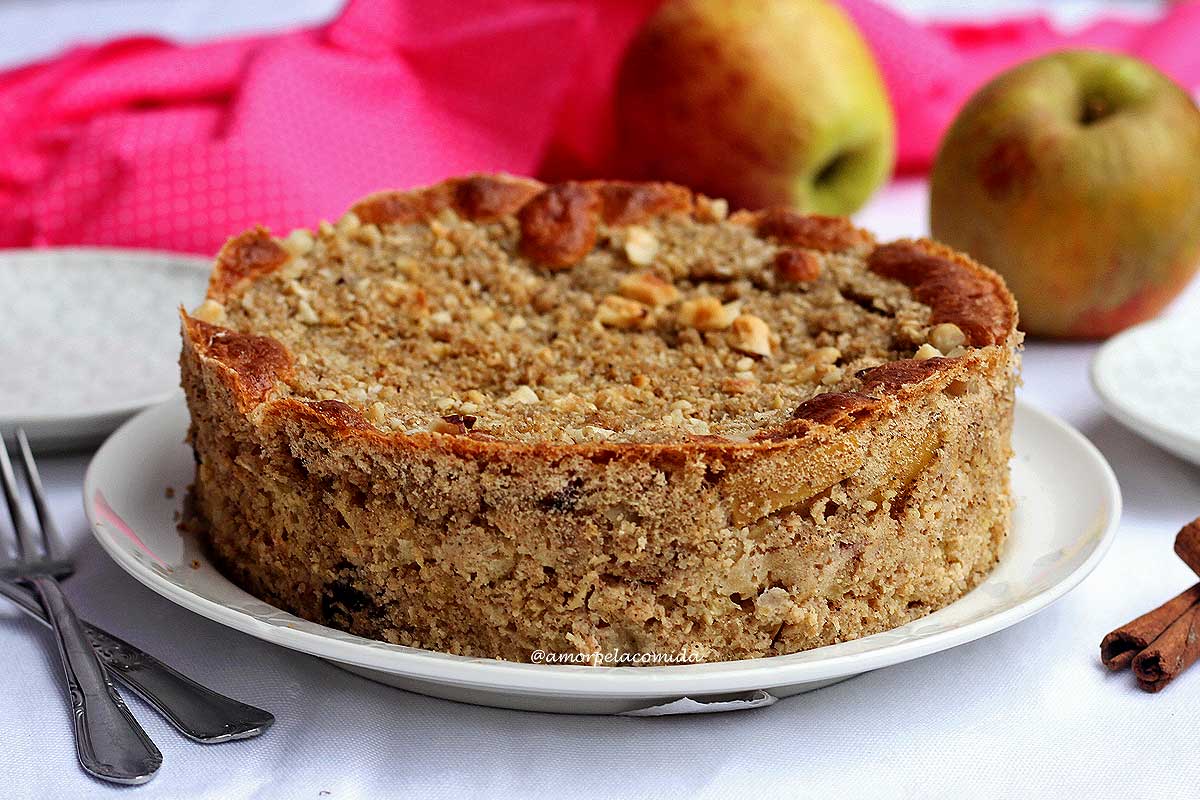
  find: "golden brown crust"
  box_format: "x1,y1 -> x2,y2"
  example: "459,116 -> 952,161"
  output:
790,391 -> 881,426
351,174 -> 545,226
589,180 -> 694,225
351,185 -> 451,226
773,249 -> 822,282
452,175 -> 545,222
754,209 -> 873,252
517,182 -> 604,269
182,314 -> 291,409
860,357 -> 962,393
868,240 -> 1015,347
208,228 -> 290,301
303,400 -> 376,432
180,174 -> 1018,454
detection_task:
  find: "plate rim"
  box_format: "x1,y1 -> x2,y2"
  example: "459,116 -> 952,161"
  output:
1090,315 -> 1200,463
0,246 -> 211,429
83,395 -> 1121,698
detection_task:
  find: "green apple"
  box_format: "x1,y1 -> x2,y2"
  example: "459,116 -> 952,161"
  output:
614,0 -> 895,215
931,50 -> 1200,338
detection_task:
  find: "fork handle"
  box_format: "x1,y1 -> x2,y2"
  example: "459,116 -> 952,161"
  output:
30,576 -> 162,785
82,621 -> 275,743
0,579 -> 274,742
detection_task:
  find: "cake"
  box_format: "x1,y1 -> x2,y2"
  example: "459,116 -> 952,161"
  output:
180,174 -> 1020,664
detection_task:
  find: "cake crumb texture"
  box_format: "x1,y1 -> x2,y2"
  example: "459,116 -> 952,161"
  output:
181,174 -> 1020,663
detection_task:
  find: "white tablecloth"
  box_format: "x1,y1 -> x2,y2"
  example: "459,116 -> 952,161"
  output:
4,2 -> 1200,798
6,179 -> 1199,800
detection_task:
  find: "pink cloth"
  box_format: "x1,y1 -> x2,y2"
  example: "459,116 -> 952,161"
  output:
1,0 -> 1198,253
840,1 -> 1200,171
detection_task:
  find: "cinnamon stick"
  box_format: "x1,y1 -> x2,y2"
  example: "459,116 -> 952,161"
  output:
1100,582 -> 1200,670
1174,517 -> 1200,576
1133,600 -> 1200,692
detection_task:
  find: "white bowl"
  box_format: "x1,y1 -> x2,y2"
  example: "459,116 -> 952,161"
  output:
0,248 -> 209,450
1092,315 -> 1200,467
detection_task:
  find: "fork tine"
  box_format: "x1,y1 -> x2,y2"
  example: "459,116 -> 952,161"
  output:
0,433 -> 40,561
16,429 -> 59,560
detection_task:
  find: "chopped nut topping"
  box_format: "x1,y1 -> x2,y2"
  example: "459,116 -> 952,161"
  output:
502,385 -> 540,405
623,226 -> 660,266
581,425 -> 615,441
596,295 -> 652,329
722,376 -> 757,394
928,322 -> 966,353
773,249 -> 821,282
695,195 -> 729,222
368,401 -> 388,426
192,299 -> 226,325
282,229 -> 315,257
335,212 -> 361,235
564,425 -> 618,443
296,298 -> 320,325
785,347 -> 843,384
531,287 -> 557,313
279,258 -> 310,282
551,393 -> 595,413
431,414 -> 477,434
197,177 -> 1016,456
618,272 -> 680,307
914,343 -> 943,360
354,223 -> 382,247
678,297 -> 739,330
379,279 -> 411,307
730,314 -> 772,357
394,257 -> 419,278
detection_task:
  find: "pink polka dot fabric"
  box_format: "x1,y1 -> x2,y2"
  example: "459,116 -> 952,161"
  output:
1,0 -> 1198,254
0,0 -> 645,254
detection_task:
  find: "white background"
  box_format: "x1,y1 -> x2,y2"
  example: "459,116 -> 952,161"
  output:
3,2 -> 1199,798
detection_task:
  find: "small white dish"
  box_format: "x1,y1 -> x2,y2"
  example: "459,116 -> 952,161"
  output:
0,248 -> 210,450
84,395 -> 1120,715
1091,315 -> 1200,466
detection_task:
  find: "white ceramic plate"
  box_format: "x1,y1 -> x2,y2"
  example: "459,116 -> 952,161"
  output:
1092,315 -> 1200,466
84,395 -> 1120,715
0,248 -> 210,450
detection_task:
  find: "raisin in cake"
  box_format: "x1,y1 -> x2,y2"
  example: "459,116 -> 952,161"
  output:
180,174 -> 1021,663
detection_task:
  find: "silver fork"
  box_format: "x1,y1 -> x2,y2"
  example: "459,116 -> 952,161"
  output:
0,433 -> 162,784
0,431 -> 274,744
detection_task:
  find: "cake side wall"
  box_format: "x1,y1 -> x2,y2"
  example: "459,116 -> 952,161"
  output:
182,326 -> 1016,663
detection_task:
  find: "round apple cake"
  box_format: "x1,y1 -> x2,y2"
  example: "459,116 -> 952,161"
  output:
180,174 -> 1020,664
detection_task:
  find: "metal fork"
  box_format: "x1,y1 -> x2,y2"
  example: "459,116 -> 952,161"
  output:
1,432 -> 162,784
0,431 -> 274,745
